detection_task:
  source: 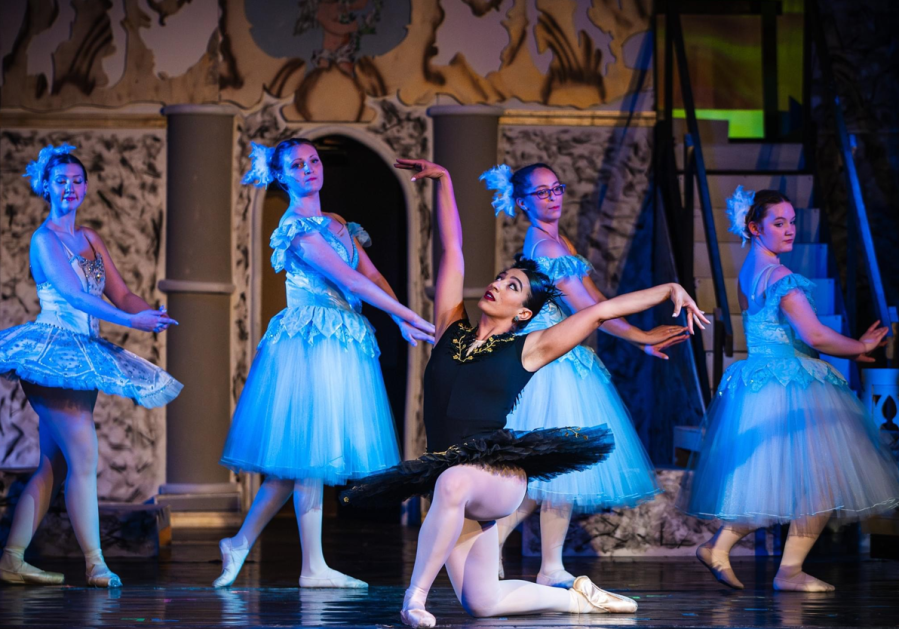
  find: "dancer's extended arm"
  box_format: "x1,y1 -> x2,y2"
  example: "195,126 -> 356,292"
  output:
31,229 -> 175,332
394,158 -> 465,340
537,238 -> 687,358
774,268 -> 888,361
522,283 -> 707,371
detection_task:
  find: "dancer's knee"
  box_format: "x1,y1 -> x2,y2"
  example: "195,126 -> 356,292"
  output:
433,468 -> 472,508
460,589 -> 500,618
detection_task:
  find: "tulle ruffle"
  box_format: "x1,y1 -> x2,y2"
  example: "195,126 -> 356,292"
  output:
340,425 -> 615,507
507,352 -> 660,512
679,374 -> 899,530
718,353 -> 848,394
221,325 -> 399,483
767,273 -> 816,307
270,216 -> 331,273
532,254 -> 593,282
261,305 -> 379,357
346,222 -> 371,248
0,322 -> 182,408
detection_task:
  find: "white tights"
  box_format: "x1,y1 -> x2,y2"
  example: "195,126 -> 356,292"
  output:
405,465 -> 578,618
229,476 -> 350,579
495,497 -> 574,577
2,384 -> 110,575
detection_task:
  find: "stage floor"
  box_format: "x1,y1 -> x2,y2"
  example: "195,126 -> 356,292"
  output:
2,517 -> 897,628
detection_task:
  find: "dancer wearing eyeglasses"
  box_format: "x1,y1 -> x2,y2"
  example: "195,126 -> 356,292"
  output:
480,163 -> 687,587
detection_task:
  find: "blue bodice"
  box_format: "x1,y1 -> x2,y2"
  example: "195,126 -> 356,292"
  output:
517,253 -> 610,381
719,270 -> 847,395
262,216 -> 379,356
34,250 -> 105,337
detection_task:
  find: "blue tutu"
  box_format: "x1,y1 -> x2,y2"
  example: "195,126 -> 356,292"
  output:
508,254 -> 661,512
678,272 -> 899,528
219,217 -> 400,484
0,246 -> 182,409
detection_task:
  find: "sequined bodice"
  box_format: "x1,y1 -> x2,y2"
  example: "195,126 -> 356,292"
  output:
35,252 -> 105,337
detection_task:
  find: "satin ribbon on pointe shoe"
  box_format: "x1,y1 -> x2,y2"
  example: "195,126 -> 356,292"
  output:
571,576 -> 638,613
0,552 -> 64,585
213,538 -> 250,588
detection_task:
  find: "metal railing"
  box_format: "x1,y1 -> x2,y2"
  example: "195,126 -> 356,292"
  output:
806,0 -> 893,340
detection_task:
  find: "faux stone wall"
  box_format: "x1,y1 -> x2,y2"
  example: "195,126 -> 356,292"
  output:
0,129 -> 167,502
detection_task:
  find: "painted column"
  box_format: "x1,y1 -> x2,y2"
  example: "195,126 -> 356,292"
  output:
427,105 -> 503,305
158,105 -> 238,514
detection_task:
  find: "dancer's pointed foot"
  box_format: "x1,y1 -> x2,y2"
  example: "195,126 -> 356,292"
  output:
400,587 -> 435,628
571,576 -> 638,613
696,544 -> 744,590
213,537 -> 251,588
0,551 -> 64,585
299,567 -> 368,589
774,570 -> 835,592
537,568 -> 576,588
85,559 -> 122,588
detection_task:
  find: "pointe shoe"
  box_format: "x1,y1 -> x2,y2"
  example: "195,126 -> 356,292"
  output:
696,545 -> 744,590
572,576 -> 638,613
773,571 -> 835,592
86,562 -> 122,588
0,553 -> 64,585
299,571 -> 368,589
400,606 -> 437,628
537,568 -> 576,588
213,538 -> 250,588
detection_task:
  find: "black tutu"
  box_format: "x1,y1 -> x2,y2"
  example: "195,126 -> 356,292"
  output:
340,425 -> 615,507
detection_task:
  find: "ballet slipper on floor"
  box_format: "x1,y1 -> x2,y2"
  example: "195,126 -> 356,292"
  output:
85,562 -> 122,588
536,568 -> 576,588
571,576 -> 638,613
213,538 -> 251,588
0,553 -> 64,585
696,545 -> 744,590
299,570 -> 368,588
773,570 -> 835,592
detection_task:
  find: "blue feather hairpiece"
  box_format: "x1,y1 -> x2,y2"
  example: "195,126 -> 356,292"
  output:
22,144 -> 77,195
479,164 -> 516,218
726,185 -> 756,246
242,142 -> 276,188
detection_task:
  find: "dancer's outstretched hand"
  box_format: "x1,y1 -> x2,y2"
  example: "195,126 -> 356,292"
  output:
395,158 -> 447,181
392,315 -> 436,347
130,308 -> 178,333
668,284 -> 709,334
854,320 -> 889,362
641,324 -> 689,360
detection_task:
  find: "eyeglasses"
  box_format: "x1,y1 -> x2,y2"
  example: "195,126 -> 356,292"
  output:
525,184 -> 566,200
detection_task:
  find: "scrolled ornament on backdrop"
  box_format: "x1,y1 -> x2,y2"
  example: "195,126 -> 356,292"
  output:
22,143 -> 77,195
726,185 -> 756,246
479,164 -> 517,218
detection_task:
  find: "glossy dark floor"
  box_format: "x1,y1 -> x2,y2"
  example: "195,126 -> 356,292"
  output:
2,517 -> 897,628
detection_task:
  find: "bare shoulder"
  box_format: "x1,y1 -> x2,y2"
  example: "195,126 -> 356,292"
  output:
559,234 -> 579,255
81,226 -> 108,249
531,238 -> 570,260
769,265 -> 794,283
323,211 -> 347,225
31,224 -> 57,248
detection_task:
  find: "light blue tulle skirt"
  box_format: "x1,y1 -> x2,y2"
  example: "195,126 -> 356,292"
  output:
220,306 -> 400,484
0,321 -> 182,408
506,346 -> 661,512
678,357 -> 899,529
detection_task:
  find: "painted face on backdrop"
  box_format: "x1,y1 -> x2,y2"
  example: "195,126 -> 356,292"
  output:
515,167 -> 564,224
278,143 -> 324,196
749,201 -> 796,254
44,163 -> 88,216
478,268 -> 534,325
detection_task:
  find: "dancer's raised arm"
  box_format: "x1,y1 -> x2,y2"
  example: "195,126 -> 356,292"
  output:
395,158 -> 465,339
522,282 -> 706,372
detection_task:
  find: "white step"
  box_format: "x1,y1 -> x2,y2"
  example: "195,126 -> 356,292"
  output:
700,312 -> 843,353
680,173 -> 814,209
695,242 -> 828,278
695,276 -> 836,316
673,118 -> 732,145
675,142 -> 805,171
694,207 -> 820,244
705,350 -> 851,388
